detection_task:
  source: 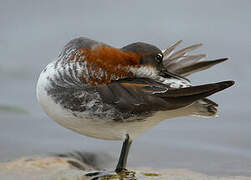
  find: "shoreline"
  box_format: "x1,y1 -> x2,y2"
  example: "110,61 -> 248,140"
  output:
1,154 -> 250,180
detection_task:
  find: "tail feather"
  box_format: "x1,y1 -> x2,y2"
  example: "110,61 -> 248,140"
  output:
187,98 -> 218,117
161,41 -> 234,116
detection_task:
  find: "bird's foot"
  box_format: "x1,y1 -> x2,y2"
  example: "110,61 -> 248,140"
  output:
85,169 -> 136,180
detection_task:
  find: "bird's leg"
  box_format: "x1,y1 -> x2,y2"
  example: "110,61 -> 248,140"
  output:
85,134 -> 135,179
115,134 -> 132,173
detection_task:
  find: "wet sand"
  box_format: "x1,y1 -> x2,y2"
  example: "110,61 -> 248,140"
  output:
1,155 -> 251,180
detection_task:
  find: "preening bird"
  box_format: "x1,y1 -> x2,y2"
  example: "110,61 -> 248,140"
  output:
36,37 -> 234,178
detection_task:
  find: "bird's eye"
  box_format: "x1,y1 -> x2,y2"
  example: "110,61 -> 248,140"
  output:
155,53 -> 163,64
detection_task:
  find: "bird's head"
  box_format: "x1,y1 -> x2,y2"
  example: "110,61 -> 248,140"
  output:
121,42 -> 189,81
121,42 -> 164,72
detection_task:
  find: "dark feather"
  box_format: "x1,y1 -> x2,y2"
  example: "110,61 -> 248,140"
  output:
166,54 -> 206,70
174,58 -> 228,77
163,40 -> 183,57
163,41 -> 228,77
97,78 -> 234,113
167,43 -> 203,61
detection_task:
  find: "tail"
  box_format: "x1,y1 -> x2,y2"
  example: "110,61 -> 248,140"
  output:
184,98 -> 219,117
162,41 -> 233,117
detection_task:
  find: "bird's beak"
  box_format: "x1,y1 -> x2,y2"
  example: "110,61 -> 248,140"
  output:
159,68 -> 190,82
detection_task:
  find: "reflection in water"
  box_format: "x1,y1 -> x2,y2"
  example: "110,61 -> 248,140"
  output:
0,105 -> 28,114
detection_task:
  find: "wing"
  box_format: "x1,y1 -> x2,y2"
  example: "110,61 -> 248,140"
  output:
97,78 -> 234,114
163,40 -> 228,77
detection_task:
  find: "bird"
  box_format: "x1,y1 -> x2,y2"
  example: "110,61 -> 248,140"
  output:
36,37 -> 234,178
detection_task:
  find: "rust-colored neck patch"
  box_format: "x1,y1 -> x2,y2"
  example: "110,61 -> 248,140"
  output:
71,45 -> 144,85
81,45 -> 143,66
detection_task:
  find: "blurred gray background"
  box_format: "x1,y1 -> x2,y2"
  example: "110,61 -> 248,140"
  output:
0,0 -> 250,176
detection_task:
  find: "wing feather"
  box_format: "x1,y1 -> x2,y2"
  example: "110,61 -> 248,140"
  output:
167,43 -> 203,62
97,78 -> 234,113
174,58 -> 228,77
163,41 -> 228,77
163,40 -> 183,57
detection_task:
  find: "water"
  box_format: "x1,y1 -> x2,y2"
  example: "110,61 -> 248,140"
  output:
0,0 -> 251,176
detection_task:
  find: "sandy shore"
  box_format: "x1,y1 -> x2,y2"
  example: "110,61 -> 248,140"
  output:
1,155 -> 251,180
